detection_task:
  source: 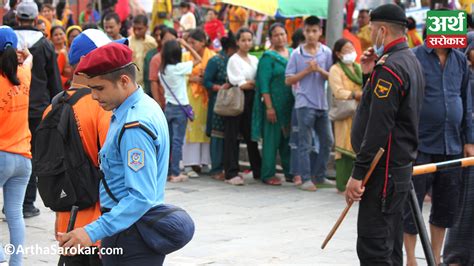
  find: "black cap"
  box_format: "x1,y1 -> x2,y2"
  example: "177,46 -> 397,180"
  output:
370,4 -> 408,27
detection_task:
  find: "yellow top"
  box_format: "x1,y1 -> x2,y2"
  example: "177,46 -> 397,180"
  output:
129,35 -> 157,86
183,48 -> 215,143
357,25 -> 372,52
229,6 -> 248,34
459,0 -> 474,14
328,63 -> 362,159
150,0 -> 173,31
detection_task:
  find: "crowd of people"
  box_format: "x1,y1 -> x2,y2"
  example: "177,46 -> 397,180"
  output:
1,0 -> 474,265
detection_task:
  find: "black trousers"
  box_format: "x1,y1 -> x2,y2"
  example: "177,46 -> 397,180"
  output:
223,90 -> 261,180
357,166 -> 412,266
101,225 -> 165,266
403,152 -> 463,234
23,116 -> 42,209
58,253 -> 102,266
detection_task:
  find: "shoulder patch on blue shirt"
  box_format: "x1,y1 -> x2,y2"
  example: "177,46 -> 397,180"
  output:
128,148 -> 145,171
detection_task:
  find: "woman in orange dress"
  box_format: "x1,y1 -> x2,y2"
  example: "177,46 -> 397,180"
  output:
50,26 -> 72,89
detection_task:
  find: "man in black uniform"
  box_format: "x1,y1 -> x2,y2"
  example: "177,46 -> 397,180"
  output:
345,4 -> 425,265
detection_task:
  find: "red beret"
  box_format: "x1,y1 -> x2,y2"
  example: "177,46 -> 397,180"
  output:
75,42 -> 133,77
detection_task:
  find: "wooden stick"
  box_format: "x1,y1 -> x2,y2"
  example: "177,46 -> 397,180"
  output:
413,157 -> 474,176
321,148 -> 385,249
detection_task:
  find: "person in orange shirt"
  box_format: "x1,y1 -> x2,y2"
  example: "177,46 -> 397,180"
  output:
50,25 -> 72,89
406,17 -> 423,48
0,26 -> 33,266
228,5 -> 248,34
42,29 -> 122,266
37,14 -> 52,38
356,9 -> 372,51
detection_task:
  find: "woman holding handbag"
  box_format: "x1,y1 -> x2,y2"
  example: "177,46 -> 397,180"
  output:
203,35 -> 238,181
224,28 -> 262,185
328,38 -> 362,193
160,39 -> 202,183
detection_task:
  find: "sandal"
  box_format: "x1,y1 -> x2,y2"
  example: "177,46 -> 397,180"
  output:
168,174 -> 189,183
263,177 -> 282,186
212,172 -> 225,181
225,176 -> 245,186
293,176 -> 302,186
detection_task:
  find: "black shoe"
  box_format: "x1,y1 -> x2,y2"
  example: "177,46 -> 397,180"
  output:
23,207 -> 40,218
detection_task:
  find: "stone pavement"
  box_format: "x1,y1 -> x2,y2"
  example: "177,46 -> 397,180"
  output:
1,175 -> 431,265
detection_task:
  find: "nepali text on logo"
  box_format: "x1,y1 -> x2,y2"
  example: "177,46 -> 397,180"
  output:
426,10 -> 467,48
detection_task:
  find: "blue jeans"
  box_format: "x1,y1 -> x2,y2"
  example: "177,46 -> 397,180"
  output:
0,151 -> 31,266
296,107 -> 334,183
289,108 -> 320,176
165,104 -> 188,176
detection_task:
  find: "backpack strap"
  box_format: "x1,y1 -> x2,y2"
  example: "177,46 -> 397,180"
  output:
67,88 -> 91,105
51,88 -> 91,106
101,121 -> 158,204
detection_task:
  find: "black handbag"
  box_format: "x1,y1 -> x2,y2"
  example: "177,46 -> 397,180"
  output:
157,12 -> 167,19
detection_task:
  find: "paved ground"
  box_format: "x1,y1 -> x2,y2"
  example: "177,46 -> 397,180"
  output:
1,174 -> 431,265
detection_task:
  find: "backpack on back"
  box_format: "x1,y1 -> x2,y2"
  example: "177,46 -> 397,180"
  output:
34,88 -> 101,212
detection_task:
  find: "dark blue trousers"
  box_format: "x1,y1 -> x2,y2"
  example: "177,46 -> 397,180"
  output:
101,225 -> 165,266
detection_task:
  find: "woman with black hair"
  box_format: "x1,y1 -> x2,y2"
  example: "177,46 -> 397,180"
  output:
224,27 -> 262,185
203,34 -> 238,180
291,28 -> 305,49
328,38 -> 362,192
149,27 -> 179,109
0,26 -> 33,266
160,38 -> 202,183
182,29 -> 216,178
50,25 -> 72,89
143,24 -> 168,96
252,23 -> 294,186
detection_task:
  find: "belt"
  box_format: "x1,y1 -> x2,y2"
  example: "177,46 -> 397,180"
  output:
372,163 -> 413,177
100,207 -> 111,214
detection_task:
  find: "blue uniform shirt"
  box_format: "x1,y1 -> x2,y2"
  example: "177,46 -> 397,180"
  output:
85,88 -> 169,243
413,44 -> 473,155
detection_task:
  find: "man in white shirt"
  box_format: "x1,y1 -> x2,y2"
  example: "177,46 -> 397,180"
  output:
179,2 -> 196,31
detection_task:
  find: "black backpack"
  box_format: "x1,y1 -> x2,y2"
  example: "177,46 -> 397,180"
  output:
34,88 -> 101,212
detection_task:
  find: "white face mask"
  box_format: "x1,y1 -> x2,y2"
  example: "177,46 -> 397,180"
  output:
341,51 -> 357,64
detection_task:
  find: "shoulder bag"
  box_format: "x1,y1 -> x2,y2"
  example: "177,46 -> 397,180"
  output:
159,72 -> 195,121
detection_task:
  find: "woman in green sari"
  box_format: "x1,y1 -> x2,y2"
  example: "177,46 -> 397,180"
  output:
252,23 -> 294,185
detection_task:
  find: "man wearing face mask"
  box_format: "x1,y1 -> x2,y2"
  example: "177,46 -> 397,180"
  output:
345,4 -> 425,265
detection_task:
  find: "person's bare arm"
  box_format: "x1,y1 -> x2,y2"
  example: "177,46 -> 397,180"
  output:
178,39 -> 202,66
285,67 -> 312,85
151,80 -> 166,109
240,80 -> 255,90
263,93 -> 277,123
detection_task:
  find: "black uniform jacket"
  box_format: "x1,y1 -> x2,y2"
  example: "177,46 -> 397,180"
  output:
351,38 -> 425,180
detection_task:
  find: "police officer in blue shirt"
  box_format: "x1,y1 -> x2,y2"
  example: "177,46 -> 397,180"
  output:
58,42 -> 170,265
